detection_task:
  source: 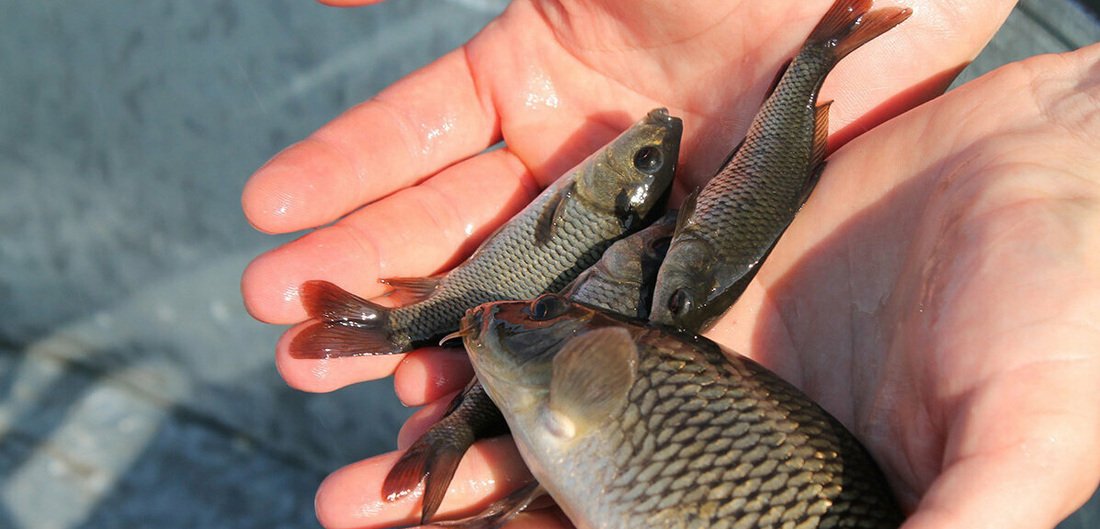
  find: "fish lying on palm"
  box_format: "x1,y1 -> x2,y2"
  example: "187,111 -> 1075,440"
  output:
460,294 -> 904,529
651,0 -> 911,333
290,108 -> 681,358
383,212 -> 679,524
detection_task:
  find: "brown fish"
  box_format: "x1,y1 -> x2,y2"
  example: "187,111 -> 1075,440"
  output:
462,294 -> 904,529
651,0 -> 911,332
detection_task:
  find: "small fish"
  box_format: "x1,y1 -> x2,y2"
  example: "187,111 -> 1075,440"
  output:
383,211 -> 678,523
560,210 -> 677,320
460,294 -> 904,529
290,108 -> 682,358
651,0 -> 911,332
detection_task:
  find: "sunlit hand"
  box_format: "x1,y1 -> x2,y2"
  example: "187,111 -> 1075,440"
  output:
233,1 -> 1097,529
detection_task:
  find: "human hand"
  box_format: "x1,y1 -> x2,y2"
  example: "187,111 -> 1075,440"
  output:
707,43 -> 1100,529
233,0 -> 1077,527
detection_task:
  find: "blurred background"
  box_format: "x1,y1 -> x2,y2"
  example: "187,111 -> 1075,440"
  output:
0,1 -> 1097,528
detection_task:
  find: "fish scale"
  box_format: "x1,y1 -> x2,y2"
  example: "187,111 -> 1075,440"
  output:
574,331 -> 897,528
464,297 -> 904,529
387,191 -> 625,343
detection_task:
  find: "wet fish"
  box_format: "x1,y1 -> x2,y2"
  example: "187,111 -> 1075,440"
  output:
461,294 -> 904,529
651,0 -> 911,332
290,108 -> 682,358
383,211 -> 679,524
560,210 -> 677,320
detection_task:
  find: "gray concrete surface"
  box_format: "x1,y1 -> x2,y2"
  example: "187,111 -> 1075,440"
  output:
0,1 -> 1095,528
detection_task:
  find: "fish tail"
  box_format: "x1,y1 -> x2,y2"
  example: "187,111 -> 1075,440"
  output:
807,0 -> 912,63
289,280 -> 405,358
383,432 -> 469,525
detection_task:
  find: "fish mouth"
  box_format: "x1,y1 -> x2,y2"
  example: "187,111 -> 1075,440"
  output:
456,303 -> 491,344
645,108 -> 683,132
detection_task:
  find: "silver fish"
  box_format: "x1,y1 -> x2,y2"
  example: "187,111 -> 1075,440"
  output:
290,108 -> 682,358
651,0 -> 911,332
462,294 -> 904,529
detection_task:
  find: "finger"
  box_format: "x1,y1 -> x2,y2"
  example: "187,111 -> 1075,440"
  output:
394,348 -> 474,407
242,147 -> 538,324
315,437 -> 531,529
275,321 -> 407,391
395,392 -> 461,449
242,46 -> 499,234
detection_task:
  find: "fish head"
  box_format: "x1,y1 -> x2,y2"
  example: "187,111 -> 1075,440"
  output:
575,108 -> 682,230
460,295 -> 593,411
649,236 -> 722,332
461,295 -> 639,441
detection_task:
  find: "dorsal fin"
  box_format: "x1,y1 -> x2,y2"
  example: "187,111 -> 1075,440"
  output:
534,181 -> 575,246
811,100 -> 832,169
548,327 -> 638,438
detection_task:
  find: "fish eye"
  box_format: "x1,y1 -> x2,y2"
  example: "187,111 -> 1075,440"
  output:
529,294 -> 570,321
667,288 -> 694,316
632,145 -> 663,174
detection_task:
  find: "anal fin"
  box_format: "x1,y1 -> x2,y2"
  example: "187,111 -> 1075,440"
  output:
379,276 -> 441,305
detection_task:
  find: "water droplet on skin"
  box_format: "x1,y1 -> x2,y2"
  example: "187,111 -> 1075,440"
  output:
464,223 -> 475,236
523,68 -> 560,110
282,285 -> 299,303
419,115 -> 456,156
311,358 -> 330,379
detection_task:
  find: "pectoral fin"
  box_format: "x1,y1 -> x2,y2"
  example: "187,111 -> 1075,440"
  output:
548,327 -> 638,438
534,182 -> 575,246
673,188 -> 700,238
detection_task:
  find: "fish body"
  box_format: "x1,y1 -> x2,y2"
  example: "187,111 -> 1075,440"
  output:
384,210 -> 678,522
291,108 -> 682,358
560,210 -> 676,320
650,0 -> 911,332
462,295 -> 903,529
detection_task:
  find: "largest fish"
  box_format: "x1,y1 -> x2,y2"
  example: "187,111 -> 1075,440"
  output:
650,0 -> 911,332
461,294 -> 904,529
290,108 -> 681,358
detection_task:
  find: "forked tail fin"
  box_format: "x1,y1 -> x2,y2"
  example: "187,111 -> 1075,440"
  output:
289,280 -> 405,358
808,0 -> 912,62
